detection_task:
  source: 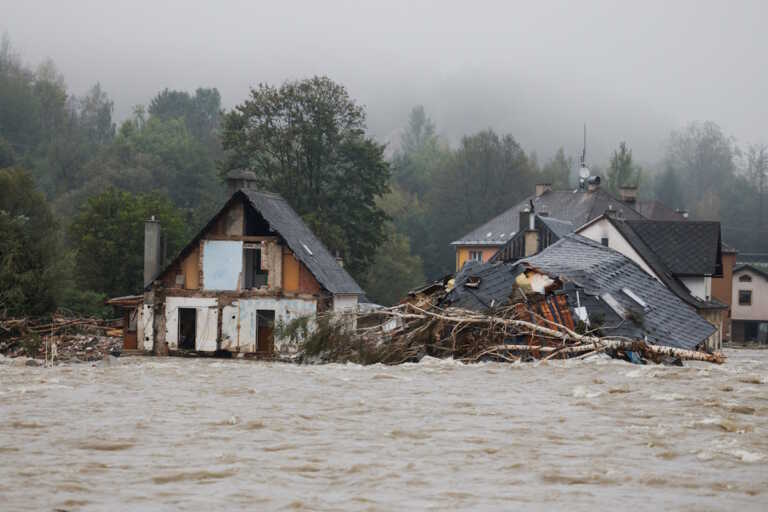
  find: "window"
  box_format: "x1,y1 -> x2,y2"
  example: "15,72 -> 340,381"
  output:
244,245 -> 268,289
739,275 -> 752,282
600,237 -> 609,247
469,250 -> 483,263
739,290 -> 752,306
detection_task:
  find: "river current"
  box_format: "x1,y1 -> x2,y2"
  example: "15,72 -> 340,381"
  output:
1,349 -> 766,511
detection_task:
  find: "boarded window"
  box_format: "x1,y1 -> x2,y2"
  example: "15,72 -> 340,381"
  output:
739,290 -> 752,306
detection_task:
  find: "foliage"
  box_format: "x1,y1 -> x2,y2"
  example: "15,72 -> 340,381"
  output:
359,222 -> 426,306
148,87 -> 222,145
541,147 -> 572,188
424,129 -> 538,276
606,142 -> 641,192
220,76 -> 390,278
0,168 -> 62,317
68,188 -> 190,298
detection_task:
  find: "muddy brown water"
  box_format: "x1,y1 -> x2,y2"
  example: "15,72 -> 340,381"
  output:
1,350 -> 767,511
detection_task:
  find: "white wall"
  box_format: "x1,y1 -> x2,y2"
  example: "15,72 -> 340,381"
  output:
577,219 -> 660,280
165,296 -> 218,351
680,276 -> 711,301
333,294 -> 359,313
732,269 -> 768,321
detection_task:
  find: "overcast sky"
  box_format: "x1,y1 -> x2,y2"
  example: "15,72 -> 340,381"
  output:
2,0 -> 766,164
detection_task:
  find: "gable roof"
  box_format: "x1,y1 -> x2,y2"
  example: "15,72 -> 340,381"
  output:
633,200 -> 687,221
590,216 -> 725,310
446,235 -> 715,350
489,214 -> 572,264
622,220 -> 722,276
241,189 -> 363,295
150,189 -> 364,295
452,188 -> 645,245
734,264 -> 768,281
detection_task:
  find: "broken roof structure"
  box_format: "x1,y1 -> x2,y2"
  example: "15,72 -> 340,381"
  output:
443,235 -> 716,350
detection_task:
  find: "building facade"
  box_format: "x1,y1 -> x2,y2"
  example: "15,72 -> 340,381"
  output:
731,265 -> 768,343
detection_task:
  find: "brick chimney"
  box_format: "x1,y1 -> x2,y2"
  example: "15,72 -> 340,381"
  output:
619,186 -> 637,203
535,183 -> 552,197
226,169 -> 258,195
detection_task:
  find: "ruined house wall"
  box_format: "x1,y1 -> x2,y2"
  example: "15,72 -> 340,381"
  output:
455,246 -> 500,270
165,296 -> 219,351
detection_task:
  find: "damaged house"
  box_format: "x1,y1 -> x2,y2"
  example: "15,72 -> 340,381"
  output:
444,234 -> 717,351
116,171 -> 364,356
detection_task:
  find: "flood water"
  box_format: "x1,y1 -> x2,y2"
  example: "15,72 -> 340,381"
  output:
1,350 -> 767,511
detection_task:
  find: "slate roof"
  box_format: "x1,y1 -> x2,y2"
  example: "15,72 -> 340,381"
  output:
623,220 -> 722,276
600,217 -> 725,310
150,189 -> 364,295
242,190 -> 364,295
633,200 -> 687,221
445,235 -> 715,350
452,188 -> 644,245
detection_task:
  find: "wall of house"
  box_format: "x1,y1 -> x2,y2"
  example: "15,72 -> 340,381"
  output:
698,308 -> 724,351
181,245 -> 200,290
712,252 -> 735,306
455,246 -> 501,270
577,219 -> 660,280
732,268 -> 768,321
680,276 -> 711,301
164,296 -> 219,351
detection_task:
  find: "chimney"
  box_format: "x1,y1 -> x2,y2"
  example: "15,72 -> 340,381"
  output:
675,208 -> 689,219
618,186 -> 637,203
535,183 -> 552,197
226,169 -> 258,195
524,214 -> 539,256
586,175 -> 601,192
144,216 -> 162,287
335,251 -> 344,268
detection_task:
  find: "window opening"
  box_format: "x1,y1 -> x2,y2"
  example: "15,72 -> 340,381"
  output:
244,245 -> 268,289
178,308 -> 196,350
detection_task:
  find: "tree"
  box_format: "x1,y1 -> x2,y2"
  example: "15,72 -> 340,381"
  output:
747,144 -> 768,226
0,168 -> 61,316
424,129 -> 537,276
665,121 -> 736,216
359,223 -> 426,306
541,147 -> 572,188
220,76 -> 390,277
391,105 -> 449,198
149,87 -> 221,143
606,141 -> 641,192
654,166 -> 683,210
68,189 -> 189,298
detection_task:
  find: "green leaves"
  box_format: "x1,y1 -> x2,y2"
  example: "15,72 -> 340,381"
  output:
220,76 -> 390,279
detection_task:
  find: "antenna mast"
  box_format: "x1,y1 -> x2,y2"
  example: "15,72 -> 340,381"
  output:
581,124 -> 586,168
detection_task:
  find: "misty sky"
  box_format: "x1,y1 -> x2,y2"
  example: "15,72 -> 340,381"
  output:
2,0 -> 766,165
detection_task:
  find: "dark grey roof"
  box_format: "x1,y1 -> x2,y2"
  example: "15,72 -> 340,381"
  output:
538,216 -> 574,238
242,190 -> 363,295
444,235 -> 715,350
623,220 -> 722,276
633,200 -> 687,221
150,190 -> 363,295
602,217 -> 725,310
452,188 -> 644,245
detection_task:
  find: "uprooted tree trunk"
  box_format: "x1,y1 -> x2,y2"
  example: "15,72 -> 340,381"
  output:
296,303 -> 725,365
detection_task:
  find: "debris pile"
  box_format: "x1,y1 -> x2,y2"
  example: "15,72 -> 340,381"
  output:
302,301 -> 725,366
0,315 -> 122,363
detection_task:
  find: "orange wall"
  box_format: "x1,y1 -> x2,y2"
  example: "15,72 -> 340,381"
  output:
181,245 -> 200,290
455,246 -> 501,271
712,252 -> 735,308
282,250 -> 322,294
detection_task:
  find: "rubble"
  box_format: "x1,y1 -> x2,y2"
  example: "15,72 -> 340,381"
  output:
0,315 -> 123,363
298,302 -> 725,366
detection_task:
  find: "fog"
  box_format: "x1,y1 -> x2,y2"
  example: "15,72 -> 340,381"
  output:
2,0 -> 766,162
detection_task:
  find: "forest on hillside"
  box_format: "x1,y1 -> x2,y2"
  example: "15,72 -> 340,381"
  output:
1,35 -> 766,315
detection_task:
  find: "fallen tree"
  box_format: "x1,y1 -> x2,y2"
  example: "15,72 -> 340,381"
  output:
295,303 -> 725,365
